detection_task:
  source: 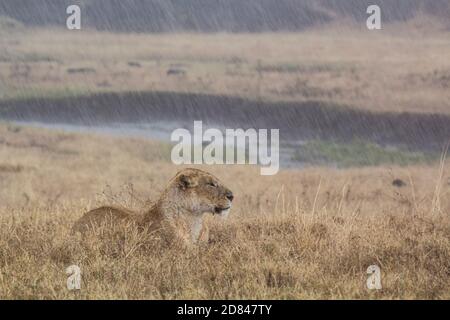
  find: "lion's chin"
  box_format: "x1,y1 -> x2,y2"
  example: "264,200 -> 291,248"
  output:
219,208 -> 231,219
214,206 -> 231,219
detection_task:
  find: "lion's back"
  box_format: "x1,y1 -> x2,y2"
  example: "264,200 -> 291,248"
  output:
72,206 -> 138,234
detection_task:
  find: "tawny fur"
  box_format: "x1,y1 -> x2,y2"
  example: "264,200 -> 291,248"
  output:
72,168 -> 233,245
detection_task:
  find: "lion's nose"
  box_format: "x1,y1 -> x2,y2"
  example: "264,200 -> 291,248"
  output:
226,191 -> 234,202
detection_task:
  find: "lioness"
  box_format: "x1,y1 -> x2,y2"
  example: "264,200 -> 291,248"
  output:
72,168 -> 234,244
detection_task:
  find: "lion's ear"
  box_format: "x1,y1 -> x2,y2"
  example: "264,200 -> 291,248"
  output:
178,174 -> 197,189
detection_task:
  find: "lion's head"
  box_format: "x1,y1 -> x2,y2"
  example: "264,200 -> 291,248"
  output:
169,168 -> 234,218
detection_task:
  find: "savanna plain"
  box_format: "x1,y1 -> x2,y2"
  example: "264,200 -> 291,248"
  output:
0,124 -> 449,299
0,18 -> 450,299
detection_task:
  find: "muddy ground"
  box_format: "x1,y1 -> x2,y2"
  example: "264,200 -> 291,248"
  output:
0,91 -> 449,152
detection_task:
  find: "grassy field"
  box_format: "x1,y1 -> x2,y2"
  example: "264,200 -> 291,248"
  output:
291,140 -> 437,168
1,16 -> 450,299
0,123 -> 449,299
1,20 -> 450,114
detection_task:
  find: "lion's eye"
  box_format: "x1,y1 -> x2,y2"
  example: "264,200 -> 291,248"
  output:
207,182 -> 218,188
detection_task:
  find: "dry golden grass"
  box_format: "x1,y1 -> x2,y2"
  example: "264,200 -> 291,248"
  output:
0,123 -> 449,299
1,25 -> 450,114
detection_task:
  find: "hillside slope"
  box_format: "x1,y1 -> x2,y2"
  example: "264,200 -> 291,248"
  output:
1,0 -> 449,32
